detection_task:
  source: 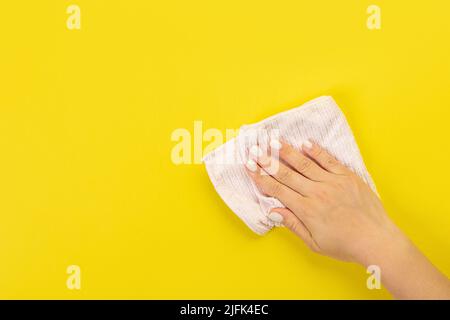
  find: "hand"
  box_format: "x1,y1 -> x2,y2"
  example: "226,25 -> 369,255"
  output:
245,139 -> 450,299
246,139 -> 400,264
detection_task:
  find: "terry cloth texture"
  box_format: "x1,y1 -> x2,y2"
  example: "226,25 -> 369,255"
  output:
203,96 -> 376,235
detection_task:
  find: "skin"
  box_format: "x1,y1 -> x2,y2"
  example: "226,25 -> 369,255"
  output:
245,139 -> 450,300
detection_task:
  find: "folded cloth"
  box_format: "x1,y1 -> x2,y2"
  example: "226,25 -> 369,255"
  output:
203,96 -> 376,235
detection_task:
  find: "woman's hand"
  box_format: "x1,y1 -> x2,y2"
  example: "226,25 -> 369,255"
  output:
246,139 -> 401,264
245,140 -> 450,299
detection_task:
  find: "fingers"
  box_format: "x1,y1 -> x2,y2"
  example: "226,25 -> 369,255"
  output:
278,141 -> 330,181
301,140 -> 350,175
269,208 -> 320,252
245,160 -> 307,216
252,150 -> 315,196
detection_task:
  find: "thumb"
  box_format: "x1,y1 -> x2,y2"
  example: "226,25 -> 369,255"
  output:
269,208 -> 320,253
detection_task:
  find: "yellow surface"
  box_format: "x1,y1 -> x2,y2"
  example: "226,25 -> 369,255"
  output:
0,0 -> 449,299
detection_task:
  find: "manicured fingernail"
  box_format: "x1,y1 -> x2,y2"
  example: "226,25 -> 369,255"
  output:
249,145 -> 263,157
256,154 -> 270,168
270,139 -> 282,150
301,140 -> 312,150
245,159 -> 257,172
268,211 -> 283,223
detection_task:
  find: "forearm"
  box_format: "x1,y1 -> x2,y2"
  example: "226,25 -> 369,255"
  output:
359,229 -> 450,299
248,140 -> 450,299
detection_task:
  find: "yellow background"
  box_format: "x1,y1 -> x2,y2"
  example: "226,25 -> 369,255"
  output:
0,0 -> 449,299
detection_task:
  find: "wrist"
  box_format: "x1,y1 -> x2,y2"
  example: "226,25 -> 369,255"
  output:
355,223 -> 450,299
355,222 -> 413,268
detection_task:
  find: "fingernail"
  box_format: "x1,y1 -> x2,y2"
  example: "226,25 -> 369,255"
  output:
270,139 -> 282,150
268,211 -> 283,223
245,159 -> 257,172
249,145 -> 263,157
301,140 -> 312,150
258,157 -> 271,169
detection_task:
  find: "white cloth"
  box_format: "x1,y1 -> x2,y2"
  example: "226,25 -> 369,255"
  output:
203,96 -> 376,235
